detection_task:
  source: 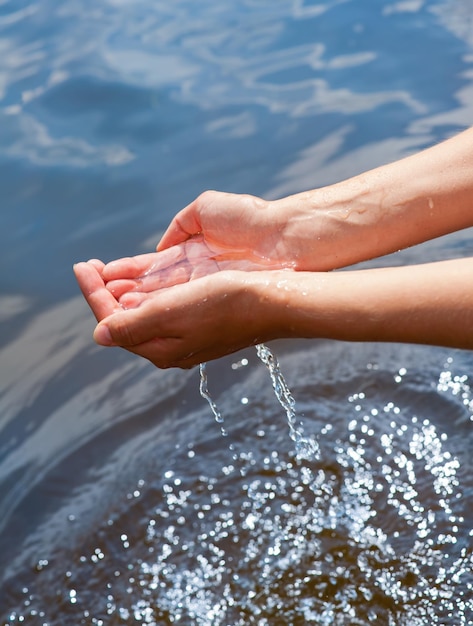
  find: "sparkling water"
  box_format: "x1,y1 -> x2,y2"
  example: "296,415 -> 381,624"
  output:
3,346 -> 472,625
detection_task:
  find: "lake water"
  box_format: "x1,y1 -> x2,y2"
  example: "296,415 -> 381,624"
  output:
1,0 -> 473,623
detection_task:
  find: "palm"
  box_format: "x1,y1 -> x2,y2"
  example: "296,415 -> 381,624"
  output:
157,191 -> 290,267
102,234 -> 284,309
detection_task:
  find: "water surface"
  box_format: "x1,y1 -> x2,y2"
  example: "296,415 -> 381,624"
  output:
1,0 -> 473,623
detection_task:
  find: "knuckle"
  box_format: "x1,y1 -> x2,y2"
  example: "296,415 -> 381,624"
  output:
111,316 -> 138,346
196,189 -> 216,210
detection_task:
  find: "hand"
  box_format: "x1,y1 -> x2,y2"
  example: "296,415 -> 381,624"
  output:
157,190 -> 308,269
100,234 -> 288,308
74,260 -> 287,368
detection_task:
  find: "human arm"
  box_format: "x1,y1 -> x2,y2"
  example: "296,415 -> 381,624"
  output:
158,127 -> 473,270
74,257 -> 473,369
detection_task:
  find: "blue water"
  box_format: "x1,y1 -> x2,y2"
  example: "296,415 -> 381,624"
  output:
1,0 -> 473,623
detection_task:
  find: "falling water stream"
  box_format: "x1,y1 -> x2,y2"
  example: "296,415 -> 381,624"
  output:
200,344 -> 319,459
254,344 -> 319,462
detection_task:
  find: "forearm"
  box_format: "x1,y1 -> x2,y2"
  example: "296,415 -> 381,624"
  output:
278,127 -> 473,270
266,257 -> 473,350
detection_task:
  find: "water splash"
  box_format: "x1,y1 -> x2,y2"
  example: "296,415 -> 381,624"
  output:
255,344 -> 319,460
199,344 -> 319,460
199,362 -> 227,437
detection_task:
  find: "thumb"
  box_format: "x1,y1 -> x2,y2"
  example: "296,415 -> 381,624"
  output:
93,322 -> 115,346
93,310 -> 152,347
156,191 -> 220,251
93,288 -> 180,346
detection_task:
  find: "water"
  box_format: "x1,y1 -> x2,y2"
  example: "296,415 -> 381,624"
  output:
3,344 -> 472,624
254,344 -> 319,461
200,344 -> 319,456
199,362 -> 227,436
1,0 -> 473,623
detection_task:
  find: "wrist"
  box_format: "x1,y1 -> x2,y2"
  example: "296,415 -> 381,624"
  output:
273,178 -> 382,271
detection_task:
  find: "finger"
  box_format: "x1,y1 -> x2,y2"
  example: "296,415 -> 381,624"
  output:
117,266 -> 192,307
102,254 -> 155,281
156,197 -> 208,251
73,262 -> 122,322
93,299 -> 170,347
106,278 -> 142,298
103,246 -> 187,283
106,262 -> 194,299
119,291 -> 150,308
87,258 -> 106,272
137,264 -> 191,291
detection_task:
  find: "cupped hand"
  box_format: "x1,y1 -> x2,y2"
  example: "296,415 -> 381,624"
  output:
157,190 -> 303,269
101,233 -> 288,308
74,260 -> 287,368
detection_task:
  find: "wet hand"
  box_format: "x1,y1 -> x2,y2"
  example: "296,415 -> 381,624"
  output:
101,233 -> 287,309
75,264 -> 287,369
157,190 -> 299,269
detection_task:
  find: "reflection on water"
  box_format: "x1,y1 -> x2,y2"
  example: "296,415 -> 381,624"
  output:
2,343 -> 472,624
2,0 -> 473,301
1,0 -> 473,624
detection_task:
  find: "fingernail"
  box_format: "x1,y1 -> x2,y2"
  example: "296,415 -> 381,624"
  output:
94,324 -> 113,346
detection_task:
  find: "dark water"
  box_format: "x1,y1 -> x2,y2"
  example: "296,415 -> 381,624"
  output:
1,0 -> 473,623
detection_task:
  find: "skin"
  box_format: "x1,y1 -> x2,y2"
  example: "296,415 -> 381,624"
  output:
73,127 -> 473,369
101,234 -> 294,302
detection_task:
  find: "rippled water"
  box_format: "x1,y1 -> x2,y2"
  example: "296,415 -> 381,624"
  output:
3,343 -> 473,624
1,0 -> 473,624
